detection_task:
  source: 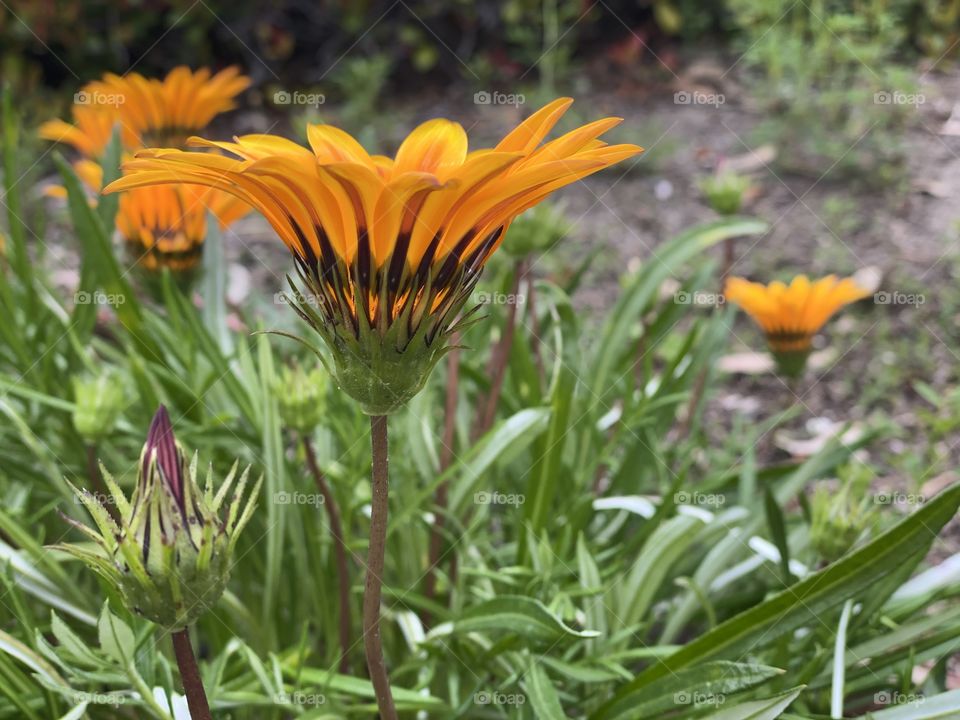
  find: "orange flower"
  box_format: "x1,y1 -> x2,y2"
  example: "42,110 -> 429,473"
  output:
105,98 -> 643,412
118,184 -> 250,273
725,274 -> 870,376
40,67 -> 253,274
39,66 -> 250,156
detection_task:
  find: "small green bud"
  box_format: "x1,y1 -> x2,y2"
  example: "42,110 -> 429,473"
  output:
72,373 -> 125,442
275,364 -> 328,433
810,468 -> 874,563
700,171 -> 751,216
503,202 -> 571,258
59,406 -> 261,630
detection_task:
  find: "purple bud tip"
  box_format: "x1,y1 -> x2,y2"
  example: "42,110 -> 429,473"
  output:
144,405 -> 184,507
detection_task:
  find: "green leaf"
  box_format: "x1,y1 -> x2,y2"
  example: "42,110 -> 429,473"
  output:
591,216 -> 767,401
282,664 -> 448,712
763,486 -> 793,585
96,127 -> 122,230
0,627 -> 68,688
449,595 -> 599,641
49,613 -> 101,668
618,513 -> 708,629
601,661 -> 783,720
201,214 -> 233,355
54,153 -> 151,354
399,407 -> 550,529
520,361 -> 575,562
831,599 -> 855,718
577,534 -> 607,654
597,483 -> 960,716
97,604 -> 135,665
524,663 -> 566,719
56,704 -> 90,720
700,687 -> 804,720
869,688 -> 960,718
1,87 -> 34,296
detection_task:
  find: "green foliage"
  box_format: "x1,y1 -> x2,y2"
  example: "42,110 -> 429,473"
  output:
0,89 -> 958,719
727,0 -> 919,180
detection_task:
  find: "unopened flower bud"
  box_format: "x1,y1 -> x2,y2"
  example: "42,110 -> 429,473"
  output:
810,469 -> 874,563
72,373 -> 125,442
701,171 -> 750,216
275,364 -> 327,433
59,406 -> 261,630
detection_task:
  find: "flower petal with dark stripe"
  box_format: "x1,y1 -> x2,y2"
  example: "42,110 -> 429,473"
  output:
105,98 -> 643,413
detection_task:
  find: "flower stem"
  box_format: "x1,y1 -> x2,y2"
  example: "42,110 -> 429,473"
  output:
365,415 -> 397,720
302,434 -> 352,674
171,628 -> 212,720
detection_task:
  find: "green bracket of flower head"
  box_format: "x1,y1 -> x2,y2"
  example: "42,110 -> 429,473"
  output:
56,406 -> 261,631
284,272 -> 467,416
275,363 -> 328,433
72,372 -> 125,443
772,347 -> 811,379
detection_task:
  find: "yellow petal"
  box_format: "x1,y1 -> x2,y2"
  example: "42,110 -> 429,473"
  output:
393,119 -> 468,180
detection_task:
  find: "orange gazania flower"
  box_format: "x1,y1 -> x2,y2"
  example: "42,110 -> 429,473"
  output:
118,185 -> 250,273
41,67 -> 252,274
725,274 -> 870,376
105,98 -> 643,412
58,160 -> 248,274
39,66 -> 250,156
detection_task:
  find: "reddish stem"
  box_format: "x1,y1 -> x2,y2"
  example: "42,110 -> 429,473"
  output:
171,629 -> 212,720
365,416 -> 397,720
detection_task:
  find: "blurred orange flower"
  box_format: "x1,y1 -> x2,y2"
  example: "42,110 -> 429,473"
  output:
725,274 -> 870,376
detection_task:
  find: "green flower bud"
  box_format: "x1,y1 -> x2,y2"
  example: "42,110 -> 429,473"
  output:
59,406 -> 261,630
700,171 -> 750,216
72,373 -> 125,442
275,364 -> 328,433
503,202 -> 570,258
810,468 -> 874,563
